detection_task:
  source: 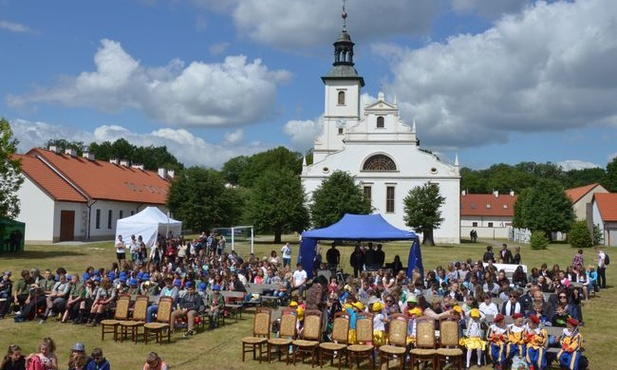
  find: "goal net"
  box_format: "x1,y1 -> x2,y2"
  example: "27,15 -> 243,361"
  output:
211,225 -> 254,257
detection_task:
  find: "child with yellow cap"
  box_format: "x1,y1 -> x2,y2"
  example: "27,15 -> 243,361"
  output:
460,308 -> 487,369
371,301 -> 387,347
406,307 -> 423,346
344,301 -> 364,344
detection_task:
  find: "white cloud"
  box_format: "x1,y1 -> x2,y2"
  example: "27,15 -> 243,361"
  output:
224,129 -> 243,145
7,39 -> 292,127
450,0 -> 534,18
378,0 -> 617,152
233,0 -> 440,49
10,119 -> 269,168
0,20 -> 30,33
557,160 -> 601,171
284,119 -> 322,151
209,42 -> 230,55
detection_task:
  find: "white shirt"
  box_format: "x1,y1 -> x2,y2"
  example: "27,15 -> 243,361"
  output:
281,244 -> 292,259
598,251 -> 606,268
479,302 -> 499,317
374,313 -> 386,331
292,269 -> 307,287
115,238 -> 125,253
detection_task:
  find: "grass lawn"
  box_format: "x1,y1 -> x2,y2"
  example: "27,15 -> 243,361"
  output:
0,238 -> 614,369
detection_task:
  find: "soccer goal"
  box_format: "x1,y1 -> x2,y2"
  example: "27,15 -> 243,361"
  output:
212,225 -> 254,255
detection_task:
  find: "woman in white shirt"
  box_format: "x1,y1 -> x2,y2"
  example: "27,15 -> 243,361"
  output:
479,293 -> 499,317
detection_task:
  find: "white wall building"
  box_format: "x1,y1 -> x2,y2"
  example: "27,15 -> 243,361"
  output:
301,17 -> 461,243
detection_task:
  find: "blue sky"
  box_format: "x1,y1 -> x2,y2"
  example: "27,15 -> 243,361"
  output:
1,0 -> 616,170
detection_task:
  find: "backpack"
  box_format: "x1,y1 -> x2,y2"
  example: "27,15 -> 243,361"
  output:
604,252 -> 610,266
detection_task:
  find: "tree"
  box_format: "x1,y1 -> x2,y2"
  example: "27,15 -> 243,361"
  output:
403,182 -> 445,246
221,156 -> 249,186
512,179 -> 575,241
569,220 -> 593,249
604,157 -> 617,192
310,171 -> 371,228
44,139 -> 85,154
236,147 -> 303,188
243,169 -> 310,243
530,230 -> 549,250
0,118 -> 24,218
166,167 -> 241,232
88,140 -> 183,172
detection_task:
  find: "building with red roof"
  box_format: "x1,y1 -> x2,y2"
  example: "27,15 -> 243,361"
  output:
460,190 -> 517,240
14,146 -> 173,243
592,192 -> 617,246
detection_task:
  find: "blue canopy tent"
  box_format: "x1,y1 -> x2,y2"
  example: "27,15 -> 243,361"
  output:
299,213 -> 423,279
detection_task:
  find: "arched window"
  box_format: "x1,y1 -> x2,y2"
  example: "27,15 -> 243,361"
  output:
376,116 -> 384,128
338,91 -> 345,105
362,154 -> 397,171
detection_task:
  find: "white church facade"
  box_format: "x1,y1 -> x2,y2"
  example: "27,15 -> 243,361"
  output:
301,12 -> 461,244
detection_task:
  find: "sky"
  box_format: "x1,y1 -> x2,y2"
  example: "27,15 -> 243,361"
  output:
2,0 -> 617,171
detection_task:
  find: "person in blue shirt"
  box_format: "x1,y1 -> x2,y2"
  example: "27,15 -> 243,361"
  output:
85,348 -> 110,370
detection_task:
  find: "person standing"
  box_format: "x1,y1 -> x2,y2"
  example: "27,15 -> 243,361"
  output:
325,243 -> 340,271
595,246 -> 607,289
115,235 -> 126,268
375,244 -> 385,269
500,244 -> 513,264
292,263 -> 307,298
281,242 -> 292,268
350,245 -> 364,278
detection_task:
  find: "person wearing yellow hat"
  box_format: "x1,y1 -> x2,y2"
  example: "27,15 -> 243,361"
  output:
371,301 -> 387,347
525,314 -> 548,370
406,307 -> 423,346
344,301 -> 364,344
487,314 -> 507,369
557,317 -> 583,370
460,308 -> 487,369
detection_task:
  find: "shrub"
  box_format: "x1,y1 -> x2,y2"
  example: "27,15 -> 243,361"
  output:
530,231 -> 549,250
569,220 -> 593,249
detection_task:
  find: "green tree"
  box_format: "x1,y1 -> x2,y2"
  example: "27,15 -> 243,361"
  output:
88,140 -> 183,172
403,182 -> 446,246
237,147 -> 302,188
530,230 -> 549,250
221,156 -> 249,186
568,220 -> 593,249
512,179 -> 575,241
0,118 -> 24,218
44,139 -> 85,154
604,157 -> 617,192
310,171 -> 371,228
244,169 -> 310,243
167,167 -> 240,231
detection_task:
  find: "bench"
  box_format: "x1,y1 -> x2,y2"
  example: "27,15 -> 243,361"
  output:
220,290 -> 245,322
244,283 -> 287,308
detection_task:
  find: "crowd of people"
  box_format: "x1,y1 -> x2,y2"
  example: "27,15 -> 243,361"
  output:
0,232 -> 609,370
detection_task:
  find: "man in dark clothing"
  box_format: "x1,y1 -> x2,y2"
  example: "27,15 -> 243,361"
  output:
326,243 -> 340,271
483,246 -> 496,263
305,275 -> 328,338
350,245 -> 364,278
375,244 -> 385,268
364,242 -> 377,271
500,243 -> 513,264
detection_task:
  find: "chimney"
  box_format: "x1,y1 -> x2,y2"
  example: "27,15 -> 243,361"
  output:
131,164 -> 144,170
49,145 -> 60,153
120,159 -> 130,167
109,158 -> 119,165
510,190 -> 515,197
158,168 -> 167,179
493,190 -> 499,198
65,148 -> 77,157
82,151 -> 95,161
168,170 -> 175,179
461,190 -> 466,196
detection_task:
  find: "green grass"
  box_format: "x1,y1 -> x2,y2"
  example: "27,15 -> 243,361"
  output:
0,238 -> 614,369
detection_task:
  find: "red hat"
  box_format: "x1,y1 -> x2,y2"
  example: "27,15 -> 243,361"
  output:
512,313 -> 524,320
528,314 -> 540,324
494,314 -> 505,323
566,317 -> 579,327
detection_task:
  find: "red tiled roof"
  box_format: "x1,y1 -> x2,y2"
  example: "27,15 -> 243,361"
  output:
566,183 -> 602,203
460,193 -> 517,217
16,154 -> 88,203
21,148 -> 170,204
594,193 -> 617,222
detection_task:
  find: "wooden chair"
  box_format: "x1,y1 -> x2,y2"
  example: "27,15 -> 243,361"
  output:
319,311 -> 350,369
267,308 -> 297,364
100,294 -> 130,341
241,307 -> 271,362
119,295 -> 149,342
378,313 -> 408,370
347,312 -> 374,370
436,315 -> 464,370
292,309 -> 323,367
409,316 -> 438,370
143,296 -> 173,345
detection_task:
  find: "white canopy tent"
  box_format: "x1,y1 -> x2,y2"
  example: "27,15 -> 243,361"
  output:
115,206 -> 182,247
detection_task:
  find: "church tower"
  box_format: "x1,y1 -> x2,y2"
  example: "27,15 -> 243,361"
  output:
312,1 -> 365,163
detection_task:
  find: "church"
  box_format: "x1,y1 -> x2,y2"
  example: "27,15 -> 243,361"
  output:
301,8 -> 461,244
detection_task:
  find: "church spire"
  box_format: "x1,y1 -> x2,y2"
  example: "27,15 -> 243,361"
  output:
333,0 -> 355,67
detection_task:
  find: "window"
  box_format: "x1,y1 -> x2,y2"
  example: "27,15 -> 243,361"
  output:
95,209 -> 101,229
377,116 -> 384,128
119,210 -> 123,219
130,210 -> 134,216
338,127 -> 343,135
362,154 -> 397,171
107,210 -> 113,229
488,222 -> 494,228
338,91 -> 345,105
472,222 -> 478,227
386,186 -> 395,213
363,186 -> 372,202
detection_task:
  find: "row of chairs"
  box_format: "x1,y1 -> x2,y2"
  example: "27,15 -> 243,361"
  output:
241,307 -> 464,370
100,295 -> 173,344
